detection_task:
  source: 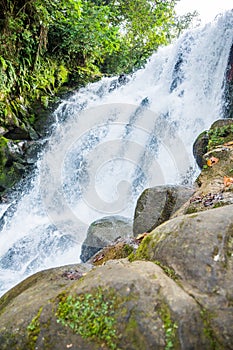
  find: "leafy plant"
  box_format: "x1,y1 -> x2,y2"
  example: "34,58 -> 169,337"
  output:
56,287 -> 118,349
159,303 -> 178,350
207,124 -> 233,150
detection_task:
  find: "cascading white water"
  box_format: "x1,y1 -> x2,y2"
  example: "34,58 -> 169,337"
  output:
0,11 -> 232,296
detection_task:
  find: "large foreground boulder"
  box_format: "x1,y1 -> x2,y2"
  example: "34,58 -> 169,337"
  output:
132,204 -> 233,349
0,260 -> 210,350
133,185 -> 194,236
80,216 -> 132,262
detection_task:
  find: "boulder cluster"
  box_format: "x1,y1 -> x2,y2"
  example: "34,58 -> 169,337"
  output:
0,119 -> 232,349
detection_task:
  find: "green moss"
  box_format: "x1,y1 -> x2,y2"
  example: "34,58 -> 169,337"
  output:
200,309 -> 221,350
122,244 -> 134,256
123,316 -> 147,350
207,124 -> 233,151
185,205 -> 199,214
213,202 -> 225,209
56,287 -> 118,349
27,306 -> 43,349
0,333 -> 19,350
154,261 -> 179,281
158,303 -> 179,350
129,235 -> 153,261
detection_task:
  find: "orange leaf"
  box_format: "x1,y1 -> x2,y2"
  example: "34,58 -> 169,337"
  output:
224,176 -> 233,187
207,156 -> 219,167
223,141 -> 233,146
136,232 -> 148,241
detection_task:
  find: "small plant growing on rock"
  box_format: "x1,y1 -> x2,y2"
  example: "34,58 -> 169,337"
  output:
56,287 -> 118,349
159,303 -> 178,350
207,124 -> 233,150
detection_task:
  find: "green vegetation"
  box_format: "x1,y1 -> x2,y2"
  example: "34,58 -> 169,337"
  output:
129,234 -> 153,261
0,0 -> 195,133
154,260 -> 179,281
207,124 -> 233,150
200,309 -> 221,350
27,306 -> 43,348
159,303 -> 179,350
56,287 -> 118,349
185,205 -> 199,214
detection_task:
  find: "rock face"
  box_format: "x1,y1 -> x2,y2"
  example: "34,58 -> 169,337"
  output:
133,204 -> 233,349
0,260 -> 210,350
0,136 -> 43,195
133,185 -> 194,236
0,99 -> 56,196
80,216 -> 132,262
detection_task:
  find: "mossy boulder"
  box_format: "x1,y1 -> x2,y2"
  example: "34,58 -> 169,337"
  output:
207,119 -> 233,151
193,119 -> 233,171
132,204 -> 233,349
0,260 -> 211,350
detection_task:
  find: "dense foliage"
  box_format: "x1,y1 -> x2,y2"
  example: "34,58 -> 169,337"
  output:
0,0 -> 195,131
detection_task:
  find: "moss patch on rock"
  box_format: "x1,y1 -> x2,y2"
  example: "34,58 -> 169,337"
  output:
90,240 -> 135,266
27,306 -> 43,349
200,309 -> 221,350
56,287 -> 118,349
158,302 -> 179,350
207,122 -> 233,151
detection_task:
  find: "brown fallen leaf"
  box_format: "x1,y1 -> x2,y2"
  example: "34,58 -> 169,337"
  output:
223,141 -> 233,146
93,253 -> 105,263
224,176 -> 233,187
207,156 -> 219,167
136,232 -> 148,241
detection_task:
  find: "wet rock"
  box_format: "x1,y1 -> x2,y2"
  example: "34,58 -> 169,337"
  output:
0,137 -> 28,193
133,185 -> 194,236
4,125 -> 39,141
24,140 -> 45,164
223,42 -> 233,119
80,216 -> 132,262
193,130 -> 209,168
0,135 -> 43,194
108,74 -> 129,93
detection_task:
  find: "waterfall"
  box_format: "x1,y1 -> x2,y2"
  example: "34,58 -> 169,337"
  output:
0,11 -> 232,296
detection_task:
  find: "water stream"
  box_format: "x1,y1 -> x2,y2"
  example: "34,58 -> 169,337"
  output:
0,11 -> 232,296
